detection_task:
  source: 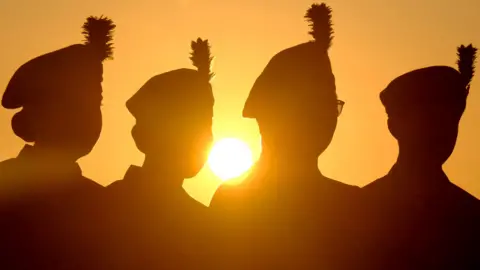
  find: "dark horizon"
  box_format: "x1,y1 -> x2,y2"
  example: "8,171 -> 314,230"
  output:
0,0 -> 479,205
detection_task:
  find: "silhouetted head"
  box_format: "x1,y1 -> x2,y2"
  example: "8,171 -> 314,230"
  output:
2,16 -> 115,162
382,45 -> 477,166
243,3 -> 342,160
128,38 -> 214,179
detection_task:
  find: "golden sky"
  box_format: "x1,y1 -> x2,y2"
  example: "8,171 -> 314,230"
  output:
0,0 -> 479,205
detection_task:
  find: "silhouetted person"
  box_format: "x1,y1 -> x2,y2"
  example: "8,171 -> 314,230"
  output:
0,16 -> 115,269
359,45 -> 480,269
103,38 -> 215,269
210,3 -> 359,269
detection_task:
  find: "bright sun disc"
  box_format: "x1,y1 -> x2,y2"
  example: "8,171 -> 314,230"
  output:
208,138 -> 254,181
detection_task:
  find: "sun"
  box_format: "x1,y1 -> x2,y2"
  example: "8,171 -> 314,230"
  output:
208,138 -> 254,181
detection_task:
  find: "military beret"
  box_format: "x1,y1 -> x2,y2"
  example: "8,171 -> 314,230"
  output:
126,38 -> 214,119
243,3 -> 337,119
381,44 -> 477,117
2,16 -> 115,110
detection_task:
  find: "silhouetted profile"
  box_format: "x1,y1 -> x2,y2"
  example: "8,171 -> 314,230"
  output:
359,45 -> 480,269
0,16 -> 115,269
103,38 -> 215,269
210,3 -> 360,269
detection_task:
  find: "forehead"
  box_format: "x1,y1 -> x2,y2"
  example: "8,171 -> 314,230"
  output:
150,90 -> 215,118
388,102 -> 465,123
183,94 -> 215,115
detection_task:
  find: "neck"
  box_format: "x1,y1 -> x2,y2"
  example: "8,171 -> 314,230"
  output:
31,143 -> 77,166
260,143 -> 320,178
394,147 -> 445,178
21,144 -> 82,180
141,155 -> 184,186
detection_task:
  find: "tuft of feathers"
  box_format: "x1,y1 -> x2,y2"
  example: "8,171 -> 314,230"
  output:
190,38 -> 214,81
457,44 -> 477,94
82,15 -> 116,61
305,3 -> 334,50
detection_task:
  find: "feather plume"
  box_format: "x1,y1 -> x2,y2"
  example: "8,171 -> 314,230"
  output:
82,15 -> 116,61
190,38 -> 214,81
305,3 -> 334,50
457,44 -> 477,94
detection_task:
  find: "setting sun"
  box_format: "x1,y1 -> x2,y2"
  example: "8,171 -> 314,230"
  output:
208,138 -> 254,181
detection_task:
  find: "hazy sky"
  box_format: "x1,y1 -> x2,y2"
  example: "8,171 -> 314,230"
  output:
0,0 -> 479,205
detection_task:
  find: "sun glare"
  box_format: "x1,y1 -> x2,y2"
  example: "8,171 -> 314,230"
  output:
208,138 -> 254,181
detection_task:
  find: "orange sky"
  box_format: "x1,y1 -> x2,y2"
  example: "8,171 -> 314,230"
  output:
0,0 -> 479,205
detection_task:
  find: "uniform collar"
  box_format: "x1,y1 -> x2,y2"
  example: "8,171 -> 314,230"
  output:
4,145 -> 92,201
384,164 -> 451,194
388,164 -> 450,182
121,165 -> 189,198
17,144 -> 83,178
123,165 -> 143,182
251,159 -> 331,191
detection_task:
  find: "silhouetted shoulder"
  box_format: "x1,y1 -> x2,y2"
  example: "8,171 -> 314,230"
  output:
355,176 -> 393,223
0,158 -> 19,180
448,182 -> 479,203
105,177 -> 141,204
0,158 -> 21,199
105,166 -> 145,197
0,156 -> 102,202
0,157 -> 16,168
323,177 -> 360,192
362,175 -> 388,191
359,176 -> 399,213
0,157 -> 23,175
444,182 -> 480,220
210,183 -> 251,209
75,176 -> 103,194
307,177 -> 362,224
102,179 -> 138,219
106,179 -> 124,192
296,176 -> 361,207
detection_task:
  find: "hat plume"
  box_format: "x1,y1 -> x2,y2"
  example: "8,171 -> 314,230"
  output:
190,38 -> 214,81
457,44 -> 477,94
82,15 -> 116,61
305,3 -> 334,50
